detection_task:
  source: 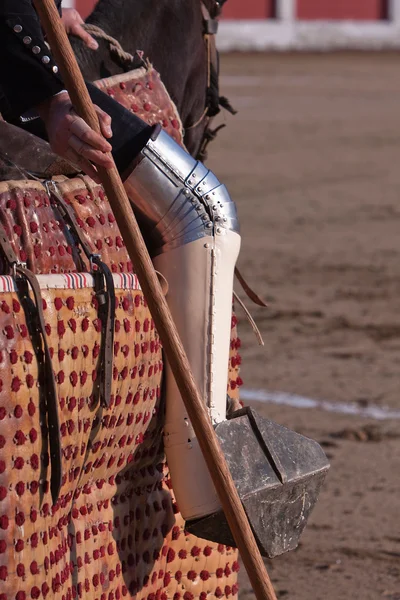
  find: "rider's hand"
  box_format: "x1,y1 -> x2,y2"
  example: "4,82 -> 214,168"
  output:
37,91 -> 113,183
62,8 -> 99,50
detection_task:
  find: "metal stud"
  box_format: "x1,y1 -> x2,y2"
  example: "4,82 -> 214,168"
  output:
212,205 -> 217,210
206,222 -> 213,229
13,25 -> 22,33
52,66 -> 59,73
23,36 -> 32,44
32,46 -> 41,54
42,56 -> 50,64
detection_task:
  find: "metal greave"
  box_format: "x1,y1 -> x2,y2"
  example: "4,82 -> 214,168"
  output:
124,128 -> 241,519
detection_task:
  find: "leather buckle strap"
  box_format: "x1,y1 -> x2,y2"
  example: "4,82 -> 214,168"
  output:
0,223 -> 62,504
203,18 -> 218,35
46,181 -> 115,409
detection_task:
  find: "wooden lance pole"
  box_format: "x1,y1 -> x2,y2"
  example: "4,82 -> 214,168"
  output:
33,2 -> 278,599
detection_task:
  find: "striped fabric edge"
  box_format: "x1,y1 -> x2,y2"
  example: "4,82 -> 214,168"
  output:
0,272 -> 141,292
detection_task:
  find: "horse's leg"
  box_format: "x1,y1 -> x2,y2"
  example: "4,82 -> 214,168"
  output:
124,126 -> 240,522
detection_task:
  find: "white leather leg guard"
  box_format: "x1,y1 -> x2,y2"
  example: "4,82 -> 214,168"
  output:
154,231 -> 240,519
125,126 -> 240,520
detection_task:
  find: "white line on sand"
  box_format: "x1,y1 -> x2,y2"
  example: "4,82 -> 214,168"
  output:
240,389 -> 400,421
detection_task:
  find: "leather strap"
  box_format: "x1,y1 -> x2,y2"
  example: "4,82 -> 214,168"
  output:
234,267 -> 268,308
233,291 -> 264,347
46,181 -> 115,408
0,224 -> 62,504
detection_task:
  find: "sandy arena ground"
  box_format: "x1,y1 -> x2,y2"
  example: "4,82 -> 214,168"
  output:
207,52 -> 400,600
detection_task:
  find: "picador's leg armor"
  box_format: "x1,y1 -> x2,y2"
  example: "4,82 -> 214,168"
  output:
125,126 -> 240,520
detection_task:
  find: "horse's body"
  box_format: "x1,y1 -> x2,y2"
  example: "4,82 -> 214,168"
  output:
71,0 -> 209,156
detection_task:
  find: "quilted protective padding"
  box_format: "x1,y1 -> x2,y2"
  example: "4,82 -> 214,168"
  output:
0,177 -> 243,600
94,67 -> 184,147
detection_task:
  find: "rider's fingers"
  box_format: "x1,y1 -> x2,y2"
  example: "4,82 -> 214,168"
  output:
65,148 -> 101,183
69,134 -> 114,169
69,116 -> 112,153
71,22 -> 99,50
94,105 -> 113,139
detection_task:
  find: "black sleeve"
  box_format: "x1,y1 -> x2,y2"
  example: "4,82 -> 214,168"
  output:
0,0 -> 65,119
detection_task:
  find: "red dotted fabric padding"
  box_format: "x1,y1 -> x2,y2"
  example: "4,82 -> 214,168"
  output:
94,67 -> 184,146
0,176 -> 242,600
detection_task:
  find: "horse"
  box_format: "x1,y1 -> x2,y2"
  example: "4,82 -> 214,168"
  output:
70,0 -> 233,158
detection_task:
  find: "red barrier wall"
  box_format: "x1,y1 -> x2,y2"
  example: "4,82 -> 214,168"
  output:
297,0 -> 386,20
76,0 -> 386,21
76,0 -> 276,20
76,0 -> 95,19
221,0 -> 275,19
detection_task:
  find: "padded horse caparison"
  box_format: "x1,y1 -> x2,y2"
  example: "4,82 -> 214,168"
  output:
0,221 -> 62,503
0,176 -> 242,600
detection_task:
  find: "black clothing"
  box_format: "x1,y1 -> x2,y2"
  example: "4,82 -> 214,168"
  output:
0,0 -> 152,175
0,0 -> 64,118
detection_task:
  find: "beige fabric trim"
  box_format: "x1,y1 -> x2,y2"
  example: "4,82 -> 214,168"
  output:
0,180 -> 45,194
94,67 -> 149,89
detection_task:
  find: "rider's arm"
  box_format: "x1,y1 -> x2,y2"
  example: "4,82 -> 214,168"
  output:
0,0 -> 114,179
0,0 -> 65,119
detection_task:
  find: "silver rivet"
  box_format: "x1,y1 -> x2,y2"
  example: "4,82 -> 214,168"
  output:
32,45 -> 41,54
216,227 -> 222,234
206,223 -> 213,229
23,36 -> 32,44
13,25 -> 22,33
223,217 -> 228,222
212,205 -> 217,210
204,243 -> 211,248
196,206 -> 202,212
188,180 -> 193,186
183,188 -> 190,197
215,216 -> 221,222
42,55 -> 50,64
197,187 -> 202,193
205,195 -> 210,200
52,66 -> 59,73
